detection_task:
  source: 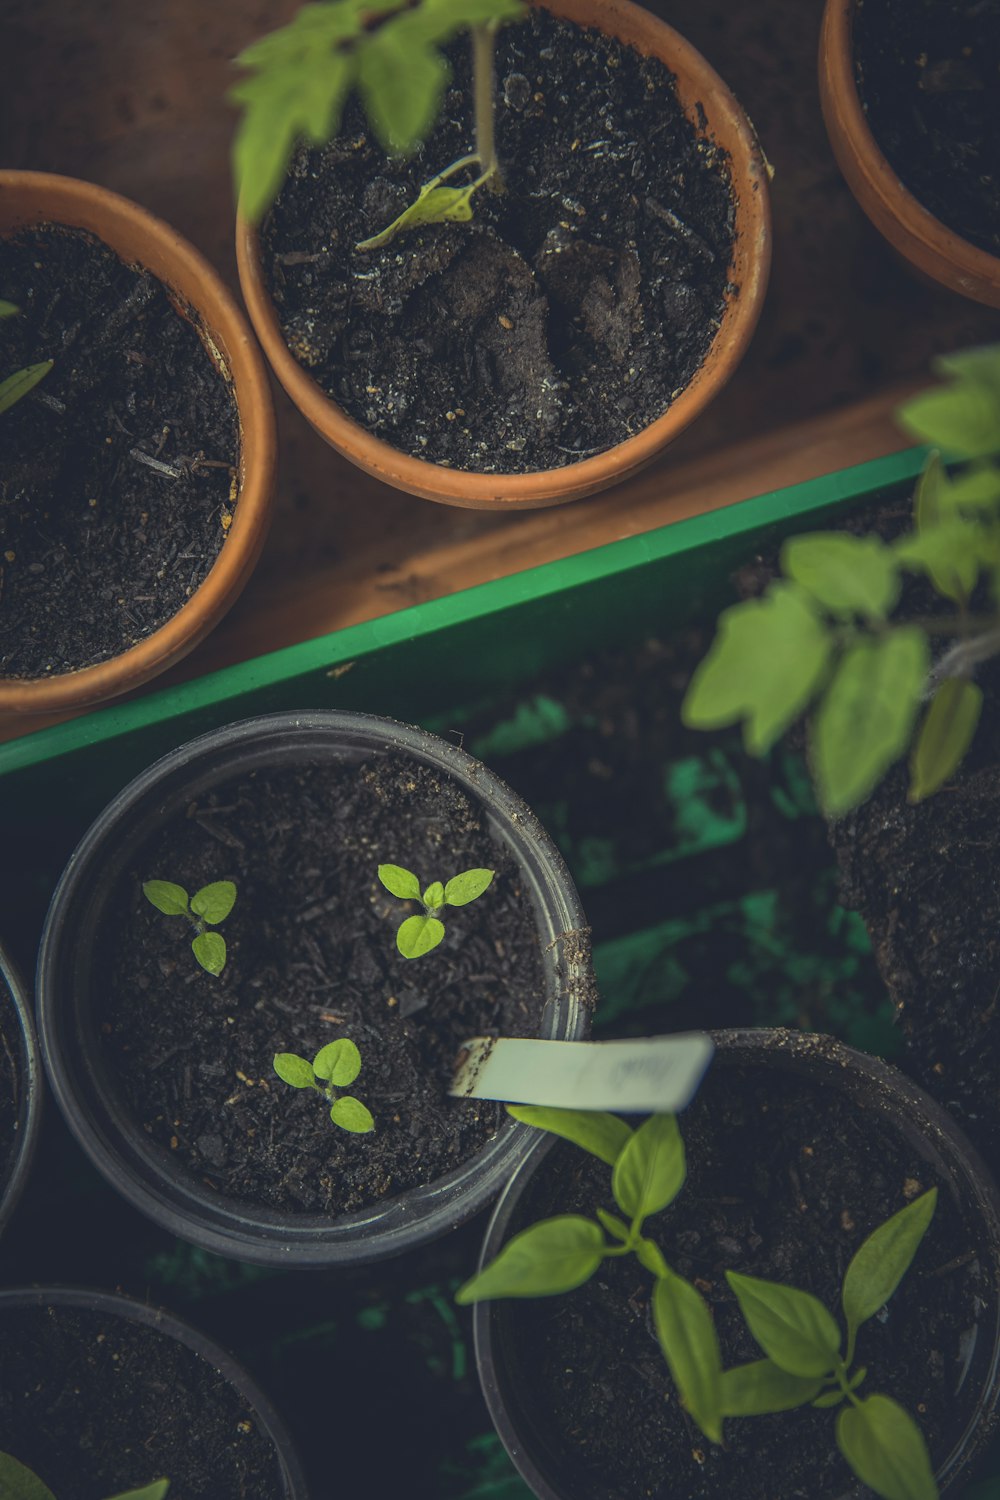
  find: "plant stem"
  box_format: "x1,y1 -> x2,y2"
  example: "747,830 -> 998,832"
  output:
471,22 -> 502,191
928,622 -> 1000,689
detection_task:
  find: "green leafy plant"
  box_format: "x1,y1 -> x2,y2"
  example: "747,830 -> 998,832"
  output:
682,344 -> 1000,815
141,879 -> 237,976
0,301 -> 53,417
273,1037 -> 374,1132
230,0 -> 525,240
457,1108 -> 941,1500
377,862 -> 494,957
0,1451 -> 168,1500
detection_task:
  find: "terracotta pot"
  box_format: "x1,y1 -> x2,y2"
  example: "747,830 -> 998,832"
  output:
819,0 -> 1000,309
0,171 -> 277,716
237,0 -> 771,511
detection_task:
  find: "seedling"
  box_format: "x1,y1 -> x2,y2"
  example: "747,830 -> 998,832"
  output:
230,0 -> 525,242
377,863 -> 494,957
457,1107 -> 940,1500
683,343 -> 1000,815
0,301 -> 53,416
273,1037 -> 374,1132
0,1452 -> 168,1500
141,879 -> 237,976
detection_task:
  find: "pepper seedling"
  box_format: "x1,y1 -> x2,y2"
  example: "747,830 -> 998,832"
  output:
0,301 -> 54,417
377,863 -> 494,957
142,879 -> 237,976
273,1037 -> 374,1132
0,1452 -> 168,1500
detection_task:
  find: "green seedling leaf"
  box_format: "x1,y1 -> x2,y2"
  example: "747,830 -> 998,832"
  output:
330,1095 -> 375,1132
612,1113 -> 685,1222
781,532 -> 900,620
634,1235 -> 669,1279
842,1190 -> 937,1350
0,301 -> 18,318
726,1272 -> 841,1378
396,913 -> 445,958
455,1216 -> 605,1303
914,450 -> 947,533
813,1387 -> 847,1410
0,1450 -> 57,1500
909,680 -> 983,803
273,1053 -> 317,1089
894,521 -> 982,603
444,868 -> 495,906
682,583 -> 832,756
142,880 -> 190,917
192,930 -> 227,976
944,464 -> 1000,511
720,1358 -> 822,1416
595,1208 -> 631,1242
837,1394 -> 938,1500
653,1271 -> 723,1444
314,1037 -> 362,1087
107,1483 -> 171,1500
190,880 -> 237,924
0,360 -> 53,417
506,1105 -> 633,1166
423,881 -> 446,911
934,344 -> 1000,397
812,627 -> 929,816
898,380 -> 999,461
358,180 -> 477,251
378,864 -> 422,900
357,27 -> 448,154
403,0 -> 526,38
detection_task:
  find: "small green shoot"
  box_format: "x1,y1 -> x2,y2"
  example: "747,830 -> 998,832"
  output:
273,1037 -> 374,1132
377,863 -> 494,957
142,879 -> 237,976
0,302 -> 53,417
0,1452 -> 169,1500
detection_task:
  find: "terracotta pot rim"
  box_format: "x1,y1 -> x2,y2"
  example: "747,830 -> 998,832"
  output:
0,170 -> 276,714
237,0 -> 772,509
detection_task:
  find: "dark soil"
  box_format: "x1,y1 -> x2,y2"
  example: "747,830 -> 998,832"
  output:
0,1300 -> 285,1499
0,981 -> 21,1197
496,1044 -> 993,1500
0,225 -> 239,679
263,9 -> 734,473
97,753 -> 548,1214
854,0 -> 1000,257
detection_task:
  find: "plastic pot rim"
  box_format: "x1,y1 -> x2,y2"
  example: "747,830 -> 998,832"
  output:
0,943 -> 43,1241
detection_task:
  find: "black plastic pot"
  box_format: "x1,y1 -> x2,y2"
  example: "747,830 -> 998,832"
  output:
472,1028 -> 1000,1500
36,710 -> 591,1267
0,941 -> 42,1241
0,1284 -> 308,1496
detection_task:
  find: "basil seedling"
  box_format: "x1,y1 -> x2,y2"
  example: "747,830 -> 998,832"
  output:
273,1037 -> 374,1133
377,863 -> 494,958
142,878 -> 237,976
0,1452 -> 168,1500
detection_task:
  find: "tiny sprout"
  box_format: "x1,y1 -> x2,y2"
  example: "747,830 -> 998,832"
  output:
0,1451 -> 169,1500
273,1038 -> 374,1133
377,864 -> 494,958
142,878 -> 237,975
0,301 -> 55,417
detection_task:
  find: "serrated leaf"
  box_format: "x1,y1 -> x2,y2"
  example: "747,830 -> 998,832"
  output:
396,913 -> 445,958
423,881 -> 446,910
357,27 -> 447,154
720,1358 -> 822,1416
909,680 -> 982,802
444,868 -> 495,907
898,381 -> 999,461
506,1105 -> 632,1166
894,521 -> 982,603
378,863 -> 422,900
726,1272 -> 841,1378
192,930 -> 227,976
596,1208 -> 631,1241
0,360 -> 53,416
357,179 -> 478,251
314,1037 -> 362,1086
106,1481 -> 171,1500
612,1113 -> 685,1222
837,1395 -> 938,1500
0,1451 -> 57,1500
842,1190 -> 937,1349
273,1052 -> 317,1089
455,1216 -> 605,1303
653,1271 -> 723,1444
812,628 -> 929,816
190,880 -> 237,924
405,0 -> 526,44
142,879 -> 190,917
781,533 -> 901,620
330,1095 -> 374,1132
682,584 -> 833,756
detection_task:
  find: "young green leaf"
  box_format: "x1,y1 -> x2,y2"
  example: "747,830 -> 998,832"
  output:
444,868 -> 495,906
107,1483 -> 171,1500
634,1235 -> 669,1279
842,1190 -> 937,1350
357,26 -> 448,154
933,344 -> 1000,396
909,680 -> 983,803
357,180 -> 478,251
378,864 -> 422,900
506,1105 -> 633,1166
894,522 -> 982,603
813,1387 -> 847,1410
812,628 -> 929,816
652,1271 -> 724,1444
423,881 -> 446,911
0,360 -> 54,417
273,1052 -> 318,1089
682,584 -> 833,756
914,450 -> 947,533
314,1037 -> 362,1087
611,1113 -> 685,1223
396,913 -> 445,958
191,930 -> 227,976
0,300 -> 18,318
719,1358 -> 822,1416
142,880 -> 190,917
330,1096 -> 375,1132
781,533 -> 901,620
944,464 -> 1000,512
837,1394 -> 938,1500
0,1450 -> 57,1500
190,880 -> 237,924
898,381 -> 999,461
725,1272 -> 841,1378
595,1208 -> 631,1242
455,1216 -> 606,1303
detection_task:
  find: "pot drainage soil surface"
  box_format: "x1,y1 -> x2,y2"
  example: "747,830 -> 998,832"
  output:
263,9 -> 734,473
0,226 -> 239,679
